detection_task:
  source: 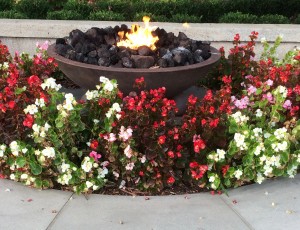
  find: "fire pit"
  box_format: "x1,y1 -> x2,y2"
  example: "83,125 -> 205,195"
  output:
48,18 -> 221,98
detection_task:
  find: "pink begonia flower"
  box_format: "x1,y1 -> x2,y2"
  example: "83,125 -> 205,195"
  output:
265,79 -> 273,86
245,75 -> 253,80
283,100 -> 292,109
247,85 -> 257,95
104,133 -> 116,142
124,145 -> 132,158
262,92 -> 274,103
36,41 -> 49,51
119,126 -> 133,141
233,96 -> 249,109
89,151 -> 101,162
125,162 -> 135,171
101,161 -> 109,167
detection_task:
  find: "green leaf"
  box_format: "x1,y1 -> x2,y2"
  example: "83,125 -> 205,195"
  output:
16,157 -> 26,167
281,151 -> 289,163
244,167 -> 254,180
29,162 -> 42,175
273,168 -> 284,176
15,87 -> 27,95
34,178 -> 43,188
55,118 -> 64,128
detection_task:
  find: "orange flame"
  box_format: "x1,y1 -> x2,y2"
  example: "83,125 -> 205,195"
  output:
117,16 -> 159,50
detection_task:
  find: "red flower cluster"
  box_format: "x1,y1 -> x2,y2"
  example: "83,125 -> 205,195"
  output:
189,162 -> 208,180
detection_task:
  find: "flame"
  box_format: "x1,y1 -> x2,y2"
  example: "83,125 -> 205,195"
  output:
182,22 -> 190,28
117,16 -> 159,50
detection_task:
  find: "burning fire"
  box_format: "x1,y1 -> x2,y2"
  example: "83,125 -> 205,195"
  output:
117,16 -> 159,50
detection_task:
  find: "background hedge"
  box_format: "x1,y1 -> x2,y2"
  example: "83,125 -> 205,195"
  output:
0,0 -> 299,23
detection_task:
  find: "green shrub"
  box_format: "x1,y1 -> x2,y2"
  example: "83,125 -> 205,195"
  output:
0,10 -> 28,19
294,14 -> 300,24
48,0 -> 68,11
64,0 -> 93,16
170,13 -> 201,23
15,0 -> 50,19
258,14 -> 290,24
46,10 -> 83,20
219,12 -> 258,23
88,10 -> 125,21
0,0 -> 13,11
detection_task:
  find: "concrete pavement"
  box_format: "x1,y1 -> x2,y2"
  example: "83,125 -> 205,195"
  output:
0,174 -> 299,230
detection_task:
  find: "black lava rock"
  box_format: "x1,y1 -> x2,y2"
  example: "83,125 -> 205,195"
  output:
122,57 -> 133,68
132,55 -> 155,69
138,46 -> 152,56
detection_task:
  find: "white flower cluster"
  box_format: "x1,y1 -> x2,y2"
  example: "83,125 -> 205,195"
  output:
274,85 -> 287,98
24,104 -> 38,115
85,90 -> 100,100
254,142 -> 265,156
32,122 -> 51,138
260,154 -> 281,176
209,173 -> 219,189
271,141 -> 288,152
208,149 -> 226,162
41,77 -> 62,91
125,162 -> 135,171
0,62 -> 9,70
231,111 -> 249,124
81,157 -> 93,173
274,127 -> 287,140
234,169 -> 243,179
106,103 -> 121,119
0,144 -> 6,157
41,147 -> 55,158
57,162 -> 79,185
63,93 -> 77,111
234,133 -> 247,150
287,166 -> 298,178
256,173 -> 265,184
35,98 -> 45,107
9,141 -> 20,156
17,173 -> 36,186
99,76 -> 117,92
255,109 -> 263,117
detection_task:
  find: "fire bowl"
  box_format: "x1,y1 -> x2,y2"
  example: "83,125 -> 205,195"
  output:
48,44 -> 220,98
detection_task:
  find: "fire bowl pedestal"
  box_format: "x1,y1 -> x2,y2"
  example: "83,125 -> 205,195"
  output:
48,44 -> 220,98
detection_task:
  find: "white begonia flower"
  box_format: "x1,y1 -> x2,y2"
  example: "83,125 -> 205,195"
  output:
119,180 -> 126,189
44,123 -> 51,131
9,141 -> 19,156
41,77 -> 61,91
61,162 -> 70,173
35,98 -> 45,107
93,119 -> 99,124
93,185 -> 99,191
261,37 -> 267,44
263,165 -> 273,176
112,103 -> 121,112
39,155 -> 46,163
10,174 -> 16,180
63,102 -> 74,111
297,154 -> 300,163
24,104 -> 38,115
85,90 -> 99,100
234,169 -> 243,179
57,104 -> 63,111
116,113 -> 122,120
81,157 -> 93,173
287,166 -> 297,178
0,144 -> 6,157
217,149 -> 226,160
255,109 -> 263,117
209,175 -> 215,182
234,133 -> 247,150
125,162 -> 135,171
93,163 -> 99,168
34,150 -> 41,156
41,147 -> 55,158
256,173 -> 265,184
254,143 -> 265,156
124,145 -> 133,158
20,174 -> 28,180
62,174 -> 72,185
113,171 -> 120,178
275,85 -> 287,98
269,155 -> 281,167
86,181 -> 93,189
105,110 -> 112,118
253,128 -> 262,137
211,183 -> 217,190
25,180 -> 31,186
21,148 -> 27,154
140,155 -> 146,163
98,167 -> 108,178
274,127 -> 287,140
208,153 -> 219,162
264,132 -> 271,138
231,111 -> 249,124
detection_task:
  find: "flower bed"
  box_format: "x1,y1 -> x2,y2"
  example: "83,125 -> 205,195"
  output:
0,32 -> 299,195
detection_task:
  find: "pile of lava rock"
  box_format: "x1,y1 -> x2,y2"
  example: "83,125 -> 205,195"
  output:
55,24 -> 212,69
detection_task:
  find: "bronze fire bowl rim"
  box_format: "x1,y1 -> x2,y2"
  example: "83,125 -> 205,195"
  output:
47,44 -> 221,74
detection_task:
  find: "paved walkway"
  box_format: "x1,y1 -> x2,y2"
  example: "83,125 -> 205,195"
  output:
0,174 -> 299,230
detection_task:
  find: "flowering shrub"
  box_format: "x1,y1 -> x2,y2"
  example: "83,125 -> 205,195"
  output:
0,34 -> 299,195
